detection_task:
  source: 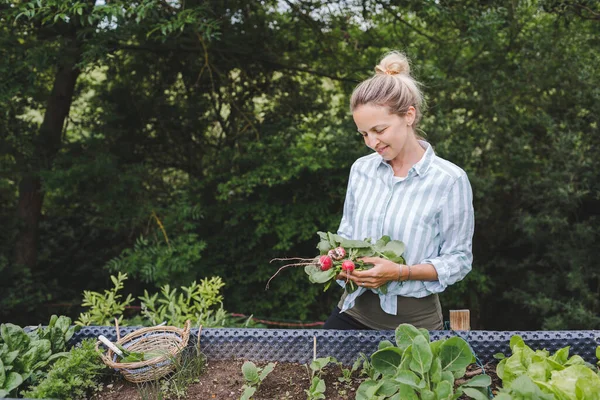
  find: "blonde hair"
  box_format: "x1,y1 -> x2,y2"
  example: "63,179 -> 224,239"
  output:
350,51 -> 425,127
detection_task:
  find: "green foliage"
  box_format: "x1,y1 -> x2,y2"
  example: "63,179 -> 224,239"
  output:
27,315 -> 79,355
113,342 -> 163,363
0,315 -> 76,397
304,356 -> 336,400
76,272 -> 134,327
496,335 -> 600,399
305,376 -> 327,400
22,339 -> 105,400
75,272 -> 246,328
240,361 -> 276,400
304,233 -> 406,294
354,352 -> 379,381
2,0 -> 600,329
139,277 -> 229,327
135,345 -> 207,400
356,323 -> 490,400
338,357 -> 362,385
106,233 -> 207,287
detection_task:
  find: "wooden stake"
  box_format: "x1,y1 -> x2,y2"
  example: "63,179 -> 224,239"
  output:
449,309 -> 471,331
313,336 -> 317,361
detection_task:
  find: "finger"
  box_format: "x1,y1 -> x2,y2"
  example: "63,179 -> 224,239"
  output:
339,271 -> 360,281
359,256 -> 378,263
350,269 -> 373,279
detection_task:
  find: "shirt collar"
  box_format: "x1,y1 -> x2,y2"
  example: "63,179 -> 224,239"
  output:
377,140 -> 435,177
413,140 -> 434,176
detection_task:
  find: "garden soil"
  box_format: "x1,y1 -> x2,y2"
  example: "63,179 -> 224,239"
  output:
93,360 -> 500,399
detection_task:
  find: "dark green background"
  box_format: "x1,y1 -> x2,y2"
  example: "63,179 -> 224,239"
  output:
2,0 -> 599,330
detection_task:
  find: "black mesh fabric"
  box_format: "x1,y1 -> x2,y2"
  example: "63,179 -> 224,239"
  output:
75,327 -> 600,365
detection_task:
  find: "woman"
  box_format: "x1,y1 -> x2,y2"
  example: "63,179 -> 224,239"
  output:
323,51 -> 474,330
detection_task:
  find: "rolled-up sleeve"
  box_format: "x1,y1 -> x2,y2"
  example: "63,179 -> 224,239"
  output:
421,172 -> 474,293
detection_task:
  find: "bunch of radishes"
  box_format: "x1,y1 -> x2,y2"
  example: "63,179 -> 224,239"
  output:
318,247 -> 355,272
266,245 -> 365,292
266,231 -> 405,294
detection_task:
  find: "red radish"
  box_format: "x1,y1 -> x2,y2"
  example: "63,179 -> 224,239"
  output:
341,260 -> 355,272
328,247 -> 346,260
319,255 -> 333,271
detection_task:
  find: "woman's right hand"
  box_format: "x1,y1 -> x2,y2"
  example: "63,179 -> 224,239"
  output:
337,257 -> 403,290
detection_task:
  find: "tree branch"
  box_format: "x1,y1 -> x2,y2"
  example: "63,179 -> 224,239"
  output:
379,2 -> 442,45
115,44 -> 358,82
571,3 -> 600,20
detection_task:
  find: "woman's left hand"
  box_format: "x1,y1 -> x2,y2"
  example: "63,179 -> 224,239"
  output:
339,256 -> 402,289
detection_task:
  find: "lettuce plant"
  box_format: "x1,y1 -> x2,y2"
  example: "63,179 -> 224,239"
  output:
496,336 -> 600,399
356,323 -> 491,399
0,315 -> 77,397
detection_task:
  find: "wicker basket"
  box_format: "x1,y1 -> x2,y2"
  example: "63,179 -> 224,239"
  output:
96,319 -> 191,383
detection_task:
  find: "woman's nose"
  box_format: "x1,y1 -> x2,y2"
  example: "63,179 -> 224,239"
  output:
365,133 -> 379,148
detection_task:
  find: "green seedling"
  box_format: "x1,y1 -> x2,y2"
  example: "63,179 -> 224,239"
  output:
240,360 -> 276,400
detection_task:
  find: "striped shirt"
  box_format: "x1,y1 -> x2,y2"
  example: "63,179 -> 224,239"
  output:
337,140 -> 474,315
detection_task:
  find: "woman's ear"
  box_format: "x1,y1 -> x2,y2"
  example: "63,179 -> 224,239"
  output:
405,106 -> 416,126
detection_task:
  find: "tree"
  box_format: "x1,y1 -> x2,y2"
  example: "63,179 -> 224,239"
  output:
2,0 -> 599,330
1,0 -> 219,322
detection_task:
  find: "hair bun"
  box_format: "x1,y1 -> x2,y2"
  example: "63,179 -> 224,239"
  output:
374,51 -> 411,76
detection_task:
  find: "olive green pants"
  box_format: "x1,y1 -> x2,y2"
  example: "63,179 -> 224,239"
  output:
338,290 -> 443,330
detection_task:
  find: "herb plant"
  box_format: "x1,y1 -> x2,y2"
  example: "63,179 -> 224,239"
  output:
76,273 -> 235,328
76,272 -> 134,327
136,345 -> 207,400
139,277 -> 229,327
22,339 -> 105,400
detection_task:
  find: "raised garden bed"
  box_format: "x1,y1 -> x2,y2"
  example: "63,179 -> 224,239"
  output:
91,359 -> 501,399
74,327 -> 599,399
74,327 -> 600,365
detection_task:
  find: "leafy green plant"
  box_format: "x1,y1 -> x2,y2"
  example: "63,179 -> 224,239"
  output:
337,357 -> 360,385
22,339 -> 105,400
76,272 -> 134,326
139,277 -> 229,327
354,352 -> 379,380
493,375 -> 554,400
305,376 -> 327,400
0,315 -> 77,397
356,323 -> 491,400
239,361 -> 276,400
304,356 -> 336,400
495,336 -> 600,399
28,315 -> 79,354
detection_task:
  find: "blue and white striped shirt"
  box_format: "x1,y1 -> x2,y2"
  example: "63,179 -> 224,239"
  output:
337,141 -> 474,315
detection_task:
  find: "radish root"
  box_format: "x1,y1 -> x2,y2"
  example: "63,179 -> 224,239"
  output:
265,257 -> 318,290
